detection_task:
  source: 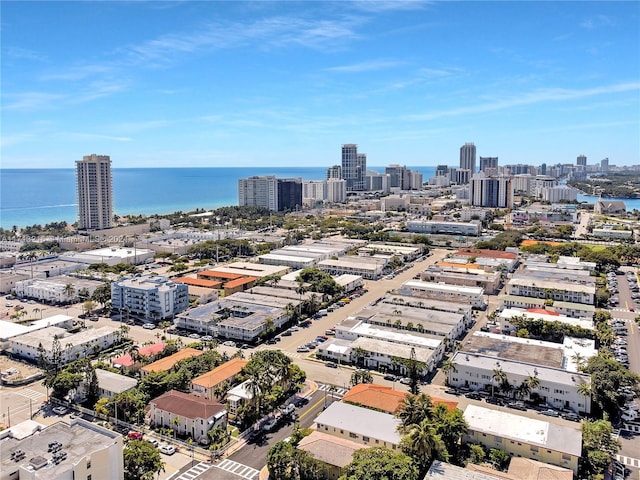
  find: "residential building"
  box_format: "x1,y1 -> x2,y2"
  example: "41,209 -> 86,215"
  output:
302,180 -> 327,204
594,200 -> 626,214
342,144 -> 366,191
600,157 -> 609,173
111,342 -> 166,369
297,431 -> 363,480
14,276 -> 102,304
425,459 -> 573,480
226,380 -> 256,417
450,248 -> 520,272
318,256 -> 386,280
576,155 -> 587,167
0,419 -> 124,480
365,170 -> 390,193
479,156 -> 499,173
498,294 -> 595,319
149,390 -> 226,445
72,369 -> 138,402
342,384 -> 457,414
448,350 -> 592,414
190,358 -> 248,401
400,280 -> 487,309
420,264 -> 502,294
60,246 -> 155,266
406,220 -> 481,236
506,277 -> 595,305
326,178 -> 347,203
470,173 -> 513,208
238,175 -> 278,211
327,165 -> 342,179
276,178 -> 303,211
140,348 -> 203,377
0,315 -> 74,342
463,405 -> 582,475
460,143 -> 477,177
111,275 -> 189,321
314,401 -> 402,448
9,326 -> 118,364
76,154 -> 113,231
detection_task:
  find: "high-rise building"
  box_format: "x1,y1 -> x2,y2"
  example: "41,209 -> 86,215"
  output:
326,179 -> 347,203
327,165 -> 342,179
341,144 -> 366,191
238,175 -> 301,211
76,154 -> 113,231
459,143 -> 476,177
277,178 -> 303,211
238,175 -> 278,211
601,158 -> 609,173
479,156 -> 498,172
470,173 -> 513,208
435,165 -> 449,177
576,155 -> 587,167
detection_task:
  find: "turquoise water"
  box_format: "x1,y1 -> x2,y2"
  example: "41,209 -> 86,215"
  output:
0,166 -> 437,228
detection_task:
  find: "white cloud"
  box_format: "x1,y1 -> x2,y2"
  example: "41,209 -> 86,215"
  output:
2,92 -> 66,111
406,82 -> 640,121
580,15 -> 614,29
326,59 -> 407,72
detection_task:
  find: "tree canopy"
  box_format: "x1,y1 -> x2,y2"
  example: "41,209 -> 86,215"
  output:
338,447 -> 418,480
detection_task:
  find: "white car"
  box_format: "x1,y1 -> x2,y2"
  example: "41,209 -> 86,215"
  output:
52,406 -> 68,415
262,418 -> 278,432
222,340 -> 236,347
142,323 -> 156,330
159,445 -> 175,455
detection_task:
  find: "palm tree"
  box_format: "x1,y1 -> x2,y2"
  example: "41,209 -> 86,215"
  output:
571,352 -> 586,371
33,307 -> 42,319
525,374 -> 540,401
400,419 -> 448,472
491,367 -> 507,397
515,381 -> 530,400
396,393 -> 433,431
577,382 -> 592,415
63,283 -> 76,303
352,347 -> 367,367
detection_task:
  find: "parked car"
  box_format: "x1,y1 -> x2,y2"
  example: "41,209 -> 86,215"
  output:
296,346 -> 310,353
52,406 -> 68,415
159,445 -> 175,455
485,396 -> 503,405
143,323 -> 156,330
201,335 -> 214,342
266,338 -> 278,345
188,333 -> 201,339
561,412 -> 581,422
147,439 -> 159,447
384,374 -> 397,381
127,431 -> 144,440
506,401 -> 527,411
282,404 -> 296,416
399,377 -> 411,385
326,362 -> 338,368
465,392 -> 482,400
540,408 -> 560,417
222,340 -> 236,347
262,418 -> 279,432
281,330 -> 292,336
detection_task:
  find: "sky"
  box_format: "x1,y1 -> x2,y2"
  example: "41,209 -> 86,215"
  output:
1,1 -> 639,169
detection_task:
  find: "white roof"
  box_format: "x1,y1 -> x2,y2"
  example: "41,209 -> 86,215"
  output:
500,308 -> 593,329
464,404 -> 582,456
350,321 -> 443,349
0,315 -> 73,341
403,280 -> 484,295
314,402 -> 402,445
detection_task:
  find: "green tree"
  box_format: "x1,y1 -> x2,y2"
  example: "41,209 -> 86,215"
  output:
489,448 -> 511,471
396,394 -> 433,431
583,353 -> 640,417
267,440 -> 325,480
339,447 -> 418,480
400,419 -> 448,473
91,282 -> 112,309
581,419 -> 621,478
124,440 -> 165,480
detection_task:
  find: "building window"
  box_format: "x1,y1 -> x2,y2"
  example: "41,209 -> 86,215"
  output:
349,433 -> 357,439
362,436 -> 369,442
87,459 -> 91,469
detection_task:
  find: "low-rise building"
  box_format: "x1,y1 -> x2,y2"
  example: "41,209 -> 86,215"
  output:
498,294 -> 595,319
425,459 -> 573,480
111,275 -> 189,321
9,326 -> 118,364
342,384 -> 457,414
506,277 -> 595,306
314,401 -> 402,449
448,350 -> 592,414
498,308 -> 593,335
463,405 -> 582,475
406,220 -> 481,236
60,246 -> 155,266
318,256 -> 386,280
190,358 -> 248,401
14,276 -> 103,304
450,248 -> 519,272
400,280 -> 486,309
149,390 -> 226,445
72,369 -> 138,402
203,262 -> 289,279
297,431 -> 364,480
0,419 -> 124,480
111,342 -> 166,369
140,348 -> 203,377
420,264 -> 502,294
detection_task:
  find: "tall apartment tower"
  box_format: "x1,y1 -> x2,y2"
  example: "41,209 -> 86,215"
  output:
459,143 -> 477,177
76,154 -> 113,230
576,155 -> 587,167
341,144 -> 366,191
600,158 -> 609,173
470,173 -> 513,209
479,156 -> 498,172
238,175 -> 278,211
327,165 -> 342,179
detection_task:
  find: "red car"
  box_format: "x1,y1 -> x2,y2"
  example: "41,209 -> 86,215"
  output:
127,431 -> 143,440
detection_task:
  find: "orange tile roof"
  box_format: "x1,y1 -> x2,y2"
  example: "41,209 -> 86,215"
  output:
174,277 -> 222,288
526,308 -> 560,316
224,276 -> 258,289
342,384 -> 458,414
198,270 -> 245,280
141,348 -> 203,374
456,247 -> 517,259
112,342 -> 166,368
191,358 -> 248,388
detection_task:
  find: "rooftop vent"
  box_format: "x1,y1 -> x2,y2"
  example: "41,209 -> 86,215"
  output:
29,456 -> 48,470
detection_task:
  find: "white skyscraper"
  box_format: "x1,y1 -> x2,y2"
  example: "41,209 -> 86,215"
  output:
76,154 -> 113,230
459,143 -> 477,177
238,175 -> 278,211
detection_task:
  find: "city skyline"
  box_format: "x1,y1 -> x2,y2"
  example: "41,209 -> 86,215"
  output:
2,1 -> 639,169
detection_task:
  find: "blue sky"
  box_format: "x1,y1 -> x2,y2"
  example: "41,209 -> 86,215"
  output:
2,1 -> 639,168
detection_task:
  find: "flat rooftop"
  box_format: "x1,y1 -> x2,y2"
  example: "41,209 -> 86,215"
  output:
207,262 -> 289,278
0,420 -> 121,479
464,404 -> 582,456
10,326 -> 116,349
403,280 -> 484,295
351,337 -> 436,364
463,332 -> 563,368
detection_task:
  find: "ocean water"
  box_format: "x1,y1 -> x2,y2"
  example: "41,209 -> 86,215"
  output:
0,166 -> 436,229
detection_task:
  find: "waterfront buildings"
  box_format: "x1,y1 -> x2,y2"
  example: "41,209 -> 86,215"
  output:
76,154 -> 113,231
238,176 -> 302,211
470,173 -> 513,209
111,275 -> 189,321
460,142 -> 477,179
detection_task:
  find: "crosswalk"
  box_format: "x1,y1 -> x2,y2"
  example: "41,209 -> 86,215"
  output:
17,389 -> 45,401
616,454 -> 640,469
173,462 -> 211,480
316,383 -> 348,397
214,459 -> 260,480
